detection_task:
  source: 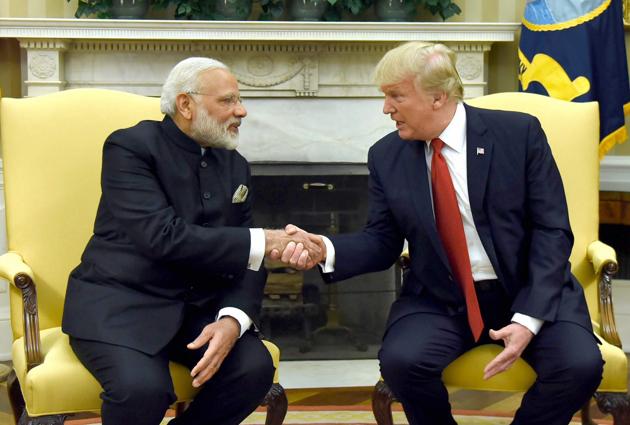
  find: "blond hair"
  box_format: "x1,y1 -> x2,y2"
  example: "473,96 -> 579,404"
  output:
374,42 -> 463,101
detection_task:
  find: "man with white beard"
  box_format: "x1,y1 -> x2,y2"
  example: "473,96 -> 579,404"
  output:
62,57 -> 322,425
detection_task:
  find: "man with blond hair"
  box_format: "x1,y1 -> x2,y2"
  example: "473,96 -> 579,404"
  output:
283,42 -> 602,424
62,57 -> 320,425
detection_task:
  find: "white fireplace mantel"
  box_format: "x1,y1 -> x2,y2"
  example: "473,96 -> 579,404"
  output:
0,18 -> 519,99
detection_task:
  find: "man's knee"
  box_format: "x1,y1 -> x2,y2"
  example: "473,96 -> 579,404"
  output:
222,336 -> 275,402
537,339 -> 604,397
564,346 -> 603,392
379,346 -> 441,392
105,370 -> 175,411
240,343 -> 275,397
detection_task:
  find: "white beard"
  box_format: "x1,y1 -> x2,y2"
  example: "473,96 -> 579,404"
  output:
190,108 -> 240,150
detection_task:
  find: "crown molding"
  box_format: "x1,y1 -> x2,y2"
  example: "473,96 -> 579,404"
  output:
0,18 -> 519,42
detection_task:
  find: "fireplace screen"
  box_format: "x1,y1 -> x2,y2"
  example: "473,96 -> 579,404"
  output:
251,172 -> 398,361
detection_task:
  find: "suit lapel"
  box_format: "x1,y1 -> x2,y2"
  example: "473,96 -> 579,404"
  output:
465,104 -> 492,216
402,140 -> 451,268
464,104 -> 502,275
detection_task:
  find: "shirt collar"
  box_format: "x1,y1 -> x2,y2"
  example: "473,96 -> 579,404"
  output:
425,102 -> 466,153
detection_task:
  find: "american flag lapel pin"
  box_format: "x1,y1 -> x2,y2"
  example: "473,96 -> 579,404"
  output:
476,147 -> 485,156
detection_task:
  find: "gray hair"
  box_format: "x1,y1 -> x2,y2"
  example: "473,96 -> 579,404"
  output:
374,42 -> 463,101
160,57 -> 229,117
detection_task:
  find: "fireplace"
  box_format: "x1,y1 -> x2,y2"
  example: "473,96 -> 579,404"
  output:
251,168 -> 398,360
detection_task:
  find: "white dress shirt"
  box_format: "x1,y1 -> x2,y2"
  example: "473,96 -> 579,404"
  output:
322,103 -> 543,335
216,228 -> 265,337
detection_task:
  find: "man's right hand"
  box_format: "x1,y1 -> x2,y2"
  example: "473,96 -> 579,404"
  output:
277,224 -> 327,270
264,227 -> 324,270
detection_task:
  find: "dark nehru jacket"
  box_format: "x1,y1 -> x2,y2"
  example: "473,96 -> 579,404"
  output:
62,115 -> 266,355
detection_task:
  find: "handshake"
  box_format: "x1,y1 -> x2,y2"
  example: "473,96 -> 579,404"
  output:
263,224 -> 325,270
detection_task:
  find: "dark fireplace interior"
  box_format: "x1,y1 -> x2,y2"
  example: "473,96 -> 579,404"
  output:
251,170 -> 398,360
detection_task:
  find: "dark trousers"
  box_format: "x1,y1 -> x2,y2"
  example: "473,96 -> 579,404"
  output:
379,283 -> 603,425
69,305 -> 275,425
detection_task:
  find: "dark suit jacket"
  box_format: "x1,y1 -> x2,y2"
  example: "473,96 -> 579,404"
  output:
62,116 -> 266,355
324,104 -> 592,333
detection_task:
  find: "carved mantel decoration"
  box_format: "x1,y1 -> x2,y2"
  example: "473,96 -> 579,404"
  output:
0,18 -> 518,98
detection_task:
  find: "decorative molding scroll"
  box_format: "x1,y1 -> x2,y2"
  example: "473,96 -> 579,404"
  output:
14,274 -> 37,316
456,53 -> 483,81
247,55 -> 274,76
232,56 -> 306,88
29,54 -> 57,79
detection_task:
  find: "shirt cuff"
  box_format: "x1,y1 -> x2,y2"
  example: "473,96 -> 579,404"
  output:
248,228 -> 265,271
511,313 -> 543,335
320,236 -> 336,273
217,307 -> 252,338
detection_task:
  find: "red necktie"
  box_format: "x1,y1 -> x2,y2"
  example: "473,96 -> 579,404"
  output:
430,138 -> 484,341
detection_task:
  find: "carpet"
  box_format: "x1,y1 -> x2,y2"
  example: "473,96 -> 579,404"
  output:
240,407 -> 594,425
68,407 -> 597,425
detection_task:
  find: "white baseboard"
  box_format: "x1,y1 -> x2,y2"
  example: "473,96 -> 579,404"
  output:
280,359 -> 380,389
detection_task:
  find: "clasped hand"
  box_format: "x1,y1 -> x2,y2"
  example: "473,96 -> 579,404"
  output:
265,224 -> 325,270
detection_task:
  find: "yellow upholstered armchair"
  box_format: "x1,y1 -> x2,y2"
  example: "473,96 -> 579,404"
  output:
371,92 -> 629,425
0,89 -> 288,425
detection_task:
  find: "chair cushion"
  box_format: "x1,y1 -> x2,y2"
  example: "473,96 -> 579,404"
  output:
13,327 -> 280,417
442,337 -> 627,393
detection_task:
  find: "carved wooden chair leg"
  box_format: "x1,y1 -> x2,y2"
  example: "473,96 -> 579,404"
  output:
580,398 -> 597,425
372,380 -> 396,425
17,412 -> 69,425
594,392 -> 630,425
262,383 -> 288,425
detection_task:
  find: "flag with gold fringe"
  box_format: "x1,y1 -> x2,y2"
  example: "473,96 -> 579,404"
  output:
518,0 -> 630,158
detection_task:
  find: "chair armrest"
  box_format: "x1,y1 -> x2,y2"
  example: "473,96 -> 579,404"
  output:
0,252 -> 43,369
587,241 -> 621,348
0,252 -> 34,282
588,241 -> 618,276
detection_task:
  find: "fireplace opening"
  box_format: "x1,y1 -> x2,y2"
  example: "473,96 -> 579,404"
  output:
252,171 -> 398,361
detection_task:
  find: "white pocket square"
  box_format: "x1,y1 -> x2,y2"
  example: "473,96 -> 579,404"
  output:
232,184 -> 248,203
